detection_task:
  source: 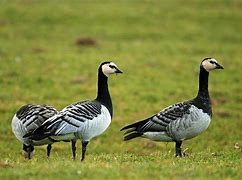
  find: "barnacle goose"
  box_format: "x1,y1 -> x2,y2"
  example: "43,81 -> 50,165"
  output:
12,104 -> 58,159
24,62 -> 123,161
121,58 -> 223,157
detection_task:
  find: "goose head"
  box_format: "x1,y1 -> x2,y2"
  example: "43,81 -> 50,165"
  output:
100,61 -> 123,77
201,57 -> 224,72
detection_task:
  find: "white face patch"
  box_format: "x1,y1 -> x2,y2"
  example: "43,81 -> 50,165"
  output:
202,58 -> 218,72
102,62 -> 118,76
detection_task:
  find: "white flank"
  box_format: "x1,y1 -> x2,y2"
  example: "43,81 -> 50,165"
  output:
12,114 -> 53,146
12,114 -> 28,144
143,132 -> 173,142
168,105 -> 211,141
79,105 -> 111,141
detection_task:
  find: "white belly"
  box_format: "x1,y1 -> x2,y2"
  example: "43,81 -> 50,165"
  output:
142,132 -> 173,142
168,105 -> 211,141
79,105 -> 111,141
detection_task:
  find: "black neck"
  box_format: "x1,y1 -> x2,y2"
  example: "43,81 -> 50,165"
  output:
197,67 -> 209,98
95,70 -> 113,117
193,66 -> 212,116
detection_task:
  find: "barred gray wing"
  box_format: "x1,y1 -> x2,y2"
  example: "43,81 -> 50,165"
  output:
138,102 -> 192,133
31,100 -> 102,138
16,104 -> 58,133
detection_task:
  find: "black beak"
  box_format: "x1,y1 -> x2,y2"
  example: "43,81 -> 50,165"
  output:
215,63 -> 224,69
115,68 -> 123,74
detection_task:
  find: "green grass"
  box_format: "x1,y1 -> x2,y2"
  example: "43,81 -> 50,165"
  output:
0,0 -> 242,179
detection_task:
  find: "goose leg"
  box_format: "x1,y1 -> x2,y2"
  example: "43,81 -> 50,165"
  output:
175,141 -> 182,157
23,144 -> 34,159
81,141 -> 89,161
47,144 -> 52,157
71,140 -> 77,160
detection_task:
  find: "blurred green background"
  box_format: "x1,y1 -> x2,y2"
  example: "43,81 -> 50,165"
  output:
0,0 -> 241,179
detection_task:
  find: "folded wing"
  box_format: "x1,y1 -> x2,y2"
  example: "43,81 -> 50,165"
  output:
24,100 -> 102,141
121,101 -> 192,140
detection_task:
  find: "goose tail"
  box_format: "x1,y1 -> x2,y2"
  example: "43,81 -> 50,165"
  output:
120,119 -> 149,141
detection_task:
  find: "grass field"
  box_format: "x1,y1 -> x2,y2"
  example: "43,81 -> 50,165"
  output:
0,0 -> 242,179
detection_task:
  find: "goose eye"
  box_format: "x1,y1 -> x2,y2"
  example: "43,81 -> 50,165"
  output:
109,65 -> 115,69
209,60 -> 215,64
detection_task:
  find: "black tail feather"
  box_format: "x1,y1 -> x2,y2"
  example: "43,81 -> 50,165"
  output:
23,126 -> 51,140
120,119 -> 149,131
121,119 -> 151,141
123,128 -> 135,135
124,132 -> 143,141
23,132 -> 32,138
